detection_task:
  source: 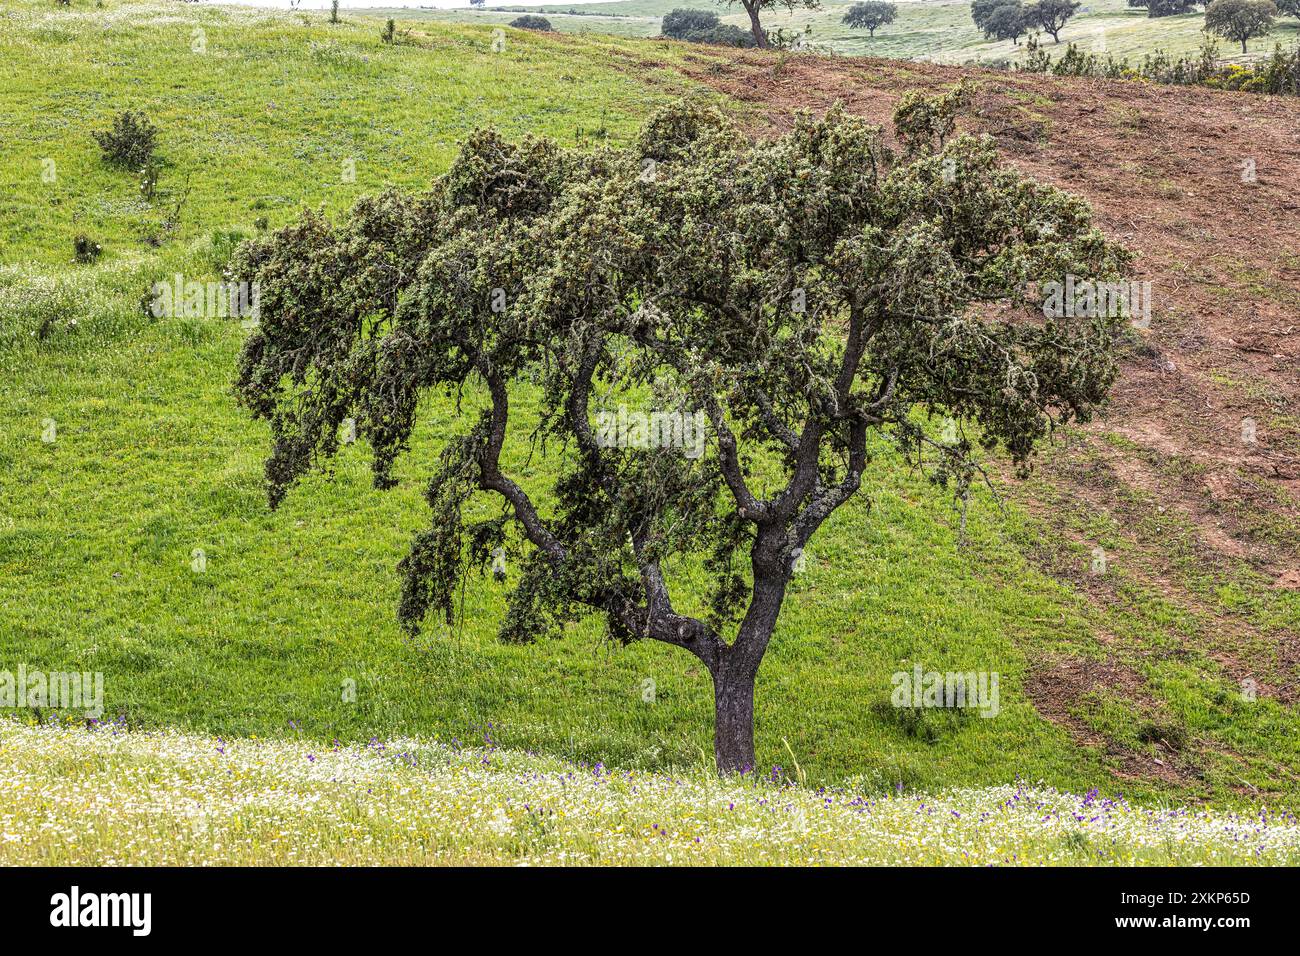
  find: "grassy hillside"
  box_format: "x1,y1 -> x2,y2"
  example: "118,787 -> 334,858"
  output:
3,0 -> 1299,808
382,0 -> 1300,65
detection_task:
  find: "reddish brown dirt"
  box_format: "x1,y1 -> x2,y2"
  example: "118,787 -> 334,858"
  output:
1024,656 -> 1196,785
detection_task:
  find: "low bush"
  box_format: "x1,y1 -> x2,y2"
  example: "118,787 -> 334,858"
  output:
92,110 -> 158,169
509,15 -> 552,30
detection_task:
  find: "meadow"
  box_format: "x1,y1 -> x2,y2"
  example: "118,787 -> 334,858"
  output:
381,0 -> 1300,65
4,719 -> 1298,864
2,0 -> 1299,853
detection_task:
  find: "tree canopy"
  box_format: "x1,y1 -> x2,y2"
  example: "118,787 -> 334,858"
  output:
841,1 -> 899,35
1205,0 -> 1279,51
1027,0 -> 1081,41
980,1 -> 1029,42
231,90 -> 1130,773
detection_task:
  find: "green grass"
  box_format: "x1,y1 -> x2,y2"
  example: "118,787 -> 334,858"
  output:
387,0 -> 1300,65
3,1 -> 1299,812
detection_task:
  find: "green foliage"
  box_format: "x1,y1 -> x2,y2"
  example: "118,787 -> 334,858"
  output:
1017,33 -> 1300,92
1026,0 -> 1082,41
661,7 -> 759,45
1129,0 -> 1204,17
92,110 -> 158,169
892,80 -> 971,154
661,7 -> 721,37
509,15 -> 553,30
841,1 -> 898,36
983,2 -> 1030,43
1205,0 -> 1279,52
231,91 -> 1129,667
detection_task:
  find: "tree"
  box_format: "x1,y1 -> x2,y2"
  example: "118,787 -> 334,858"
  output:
983,1 -> 1029,42
842,1 -> 898,35
230,90 -> 1129,775
1026,0 -> 1081,41
1205,0 -> 1278,52
1278,0 -> 1299,18
1129,0 -> 1202,16
972,0 -> 1016,28
719,0 -> 821,48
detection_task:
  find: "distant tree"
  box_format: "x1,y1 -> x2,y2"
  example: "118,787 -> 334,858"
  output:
229,91 -> 1130,774
842,1 -> 898,36
662,8 -> 722,37
1026,0 -> 1081,41
1132,0 -> 1202,15
972,0 -> 1007,28
984,1 -> 1029,42
470,0 -> 486,9
510,14 -> 553,29
1274,0 -> 1298,18
1205,0 -> 1278,52
718,0 -> 822,48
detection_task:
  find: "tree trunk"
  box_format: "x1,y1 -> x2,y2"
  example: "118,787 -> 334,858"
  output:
712,660 -> 757,774
1241,38 -> 1248,55
742,1 -> 769,49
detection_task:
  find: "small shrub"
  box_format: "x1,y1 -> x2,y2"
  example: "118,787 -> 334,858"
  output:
73,234 -> 102,264
509,15 -> 552,30
660,8 -> 757,46
381,19 -> 396,44
93,110 -> 158,169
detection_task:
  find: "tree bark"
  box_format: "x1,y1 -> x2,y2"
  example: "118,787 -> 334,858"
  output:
712,659 -> 757,774
741,1 -> 769,49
